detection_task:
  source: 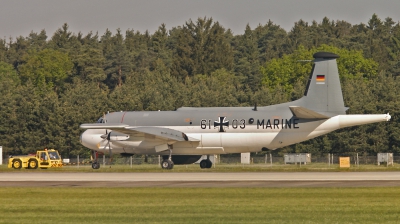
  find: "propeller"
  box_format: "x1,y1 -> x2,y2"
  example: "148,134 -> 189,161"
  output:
100,131 -> 113,168
98,112 -> 113,168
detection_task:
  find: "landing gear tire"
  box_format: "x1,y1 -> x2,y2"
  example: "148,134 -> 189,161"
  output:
91,162 -> 100,169
200,159 -> 212,169
161,160 -> 174,169
206,160 -> 212,168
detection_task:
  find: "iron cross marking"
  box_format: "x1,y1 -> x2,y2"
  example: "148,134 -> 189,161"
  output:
214,117 -> 229,132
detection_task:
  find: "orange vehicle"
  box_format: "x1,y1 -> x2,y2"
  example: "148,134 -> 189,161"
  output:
8,149 -> 63,169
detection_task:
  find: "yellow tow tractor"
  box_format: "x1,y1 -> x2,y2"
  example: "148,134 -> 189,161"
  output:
8,149 -> 63,169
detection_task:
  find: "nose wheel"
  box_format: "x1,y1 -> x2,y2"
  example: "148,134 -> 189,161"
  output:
91,151 -> 100,169
92,161 -> 100,169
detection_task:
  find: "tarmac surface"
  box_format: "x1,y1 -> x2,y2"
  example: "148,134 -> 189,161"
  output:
2,172 -> 400,187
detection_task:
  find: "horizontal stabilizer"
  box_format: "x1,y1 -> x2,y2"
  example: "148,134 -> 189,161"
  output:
289,106 -> 330,119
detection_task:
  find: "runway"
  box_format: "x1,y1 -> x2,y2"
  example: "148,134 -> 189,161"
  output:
2,172 -> 400,187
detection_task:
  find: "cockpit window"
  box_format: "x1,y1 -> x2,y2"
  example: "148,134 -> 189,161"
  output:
97,117 -> 106,123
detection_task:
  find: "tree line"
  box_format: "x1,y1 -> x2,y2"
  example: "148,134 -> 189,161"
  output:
1,14 -> 400,157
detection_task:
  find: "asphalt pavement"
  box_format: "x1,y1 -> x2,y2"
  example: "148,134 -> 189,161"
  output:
2,172 -> 400,187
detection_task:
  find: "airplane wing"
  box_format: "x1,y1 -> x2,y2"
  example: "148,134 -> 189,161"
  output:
289,106 -> 330,119
80,123 -> 199,142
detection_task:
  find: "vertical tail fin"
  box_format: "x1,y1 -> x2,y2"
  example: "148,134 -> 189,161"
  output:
299,52 -> 347,116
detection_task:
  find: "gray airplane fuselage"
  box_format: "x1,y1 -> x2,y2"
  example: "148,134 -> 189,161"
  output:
82,104 -> 302,155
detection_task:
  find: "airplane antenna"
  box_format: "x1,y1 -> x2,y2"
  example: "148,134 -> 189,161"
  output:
253,102 -> 257,111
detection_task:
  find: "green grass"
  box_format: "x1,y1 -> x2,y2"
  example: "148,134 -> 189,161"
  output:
1,187 -> 400,223
2,162 -> 400,172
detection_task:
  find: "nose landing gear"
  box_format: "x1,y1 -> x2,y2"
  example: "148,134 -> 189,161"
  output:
91,151 -> 100,169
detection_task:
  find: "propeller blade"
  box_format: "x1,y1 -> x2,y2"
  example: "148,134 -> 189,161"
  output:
103,113 -> 107,134
109,143 -> 113,168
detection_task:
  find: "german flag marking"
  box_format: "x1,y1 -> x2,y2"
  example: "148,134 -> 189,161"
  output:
316,75 -> 325,84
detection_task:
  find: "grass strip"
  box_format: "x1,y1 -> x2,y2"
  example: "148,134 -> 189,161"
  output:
1,187 -> 400,223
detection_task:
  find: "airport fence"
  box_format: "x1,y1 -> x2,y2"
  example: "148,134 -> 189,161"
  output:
3,154 -> 399,168
220,154 -> 395,166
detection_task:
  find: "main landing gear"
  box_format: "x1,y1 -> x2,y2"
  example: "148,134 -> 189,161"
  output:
161,159 -> 174,169
200,155 -> 212,169
161,145 -> 174,170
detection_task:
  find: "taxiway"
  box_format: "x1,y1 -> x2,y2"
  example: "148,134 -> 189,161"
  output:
1,172 -> 400,187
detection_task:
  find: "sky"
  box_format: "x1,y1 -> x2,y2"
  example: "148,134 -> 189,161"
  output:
1,0 -> 400,39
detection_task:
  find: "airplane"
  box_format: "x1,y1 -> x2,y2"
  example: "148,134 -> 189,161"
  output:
80,52 -> 391,169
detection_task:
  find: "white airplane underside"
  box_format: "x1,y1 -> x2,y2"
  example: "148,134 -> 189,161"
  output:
80,52 -> 391,169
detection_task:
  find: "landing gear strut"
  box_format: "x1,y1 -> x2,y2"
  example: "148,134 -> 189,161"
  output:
91,151 -> 100,169
199,155 -> 212,169
161,145 -> 174,169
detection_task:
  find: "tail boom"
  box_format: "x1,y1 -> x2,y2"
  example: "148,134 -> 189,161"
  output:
338,114 -> 391,128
